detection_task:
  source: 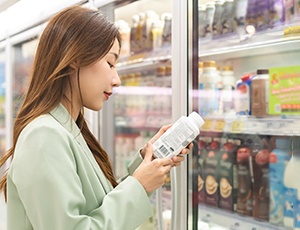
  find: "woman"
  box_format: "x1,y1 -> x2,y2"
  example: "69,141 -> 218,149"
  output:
0,5 -> 192,230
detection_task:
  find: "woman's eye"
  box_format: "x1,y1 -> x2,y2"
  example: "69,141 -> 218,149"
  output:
107,62 -> 115,68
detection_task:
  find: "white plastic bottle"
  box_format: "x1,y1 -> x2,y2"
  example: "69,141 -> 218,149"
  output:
283,138 -> 300,229
199,61 -> 219,116
153,112 -> 205,159
220,65 -> 235,114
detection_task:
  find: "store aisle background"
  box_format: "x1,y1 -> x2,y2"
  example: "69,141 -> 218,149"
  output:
0,193 -> 6,230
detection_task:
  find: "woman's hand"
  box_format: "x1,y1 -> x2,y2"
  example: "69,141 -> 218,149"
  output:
133,142 -> 172,194
171,142 -> 193,167
140,124 -> 193,167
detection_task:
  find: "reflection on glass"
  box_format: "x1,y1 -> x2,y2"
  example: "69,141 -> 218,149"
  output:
12,38 -> 38,118
0,50 -> 5,160
110,1 -> 173,229
114,63 -> 172,229
0,49 -> 6,230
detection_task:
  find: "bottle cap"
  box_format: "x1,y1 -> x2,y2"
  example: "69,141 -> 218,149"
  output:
222,66 -> 233,71
188,111 -> 205,129
198,62 -> 204,68
165,65 -> 172,75
203,61 -> 216,68
257,69 -> 269,75
241,74 -> 251,82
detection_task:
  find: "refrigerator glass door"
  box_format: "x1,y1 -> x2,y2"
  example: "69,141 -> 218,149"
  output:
192,0 -> 300,229
98,1 -> 173,229
12,38 -> 38,119
0,49 -> 6,230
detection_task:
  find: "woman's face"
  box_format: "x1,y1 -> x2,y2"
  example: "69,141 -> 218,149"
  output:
78,39 -> 121,111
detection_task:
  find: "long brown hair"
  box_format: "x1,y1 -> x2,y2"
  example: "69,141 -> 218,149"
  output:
0,5 -> 121,200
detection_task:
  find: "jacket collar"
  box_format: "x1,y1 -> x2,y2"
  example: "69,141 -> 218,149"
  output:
49,103 -> 113,193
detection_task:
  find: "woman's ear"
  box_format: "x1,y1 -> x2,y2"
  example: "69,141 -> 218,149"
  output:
70,62 -> 79,70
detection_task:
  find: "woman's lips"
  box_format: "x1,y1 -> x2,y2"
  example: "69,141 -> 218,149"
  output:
104,92 -> 112,100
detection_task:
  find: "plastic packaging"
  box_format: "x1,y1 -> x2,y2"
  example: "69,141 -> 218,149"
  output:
283,139 -> 300,229
269,138 -> 292,225
153,112 -> 204,159
235,73 -> 252,115
251,69 -> 269,117
199,61 -> 220,116
220,65 -> 235,114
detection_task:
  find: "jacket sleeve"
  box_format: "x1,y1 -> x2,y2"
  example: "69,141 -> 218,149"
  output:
8,125 -> 152,230
127,150 -> 143,175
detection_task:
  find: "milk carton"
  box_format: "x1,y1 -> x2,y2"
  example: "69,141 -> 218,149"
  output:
269,138 -> 292,225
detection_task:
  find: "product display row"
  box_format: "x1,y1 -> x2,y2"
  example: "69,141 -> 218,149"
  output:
199,0 -> 300,42
196,134 -> 300,230
198,60 -> 300,118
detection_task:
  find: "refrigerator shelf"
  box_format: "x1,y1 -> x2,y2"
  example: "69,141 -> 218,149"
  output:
117,50 -> 171,73
199,34 -> 300,61
198,204 -> 288,230
200,116 -> 298,136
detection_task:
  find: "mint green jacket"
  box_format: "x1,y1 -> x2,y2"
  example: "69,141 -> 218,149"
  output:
7,104 -> 152,230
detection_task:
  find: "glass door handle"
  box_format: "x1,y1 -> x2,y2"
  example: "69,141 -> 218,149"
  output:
156,187 -> 164,230
171,168 -> 178,230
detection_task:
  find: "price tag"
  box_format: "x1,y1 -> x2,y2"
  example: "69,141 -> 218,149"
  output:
213,120 -> 225,132
231,120 -> 244,133
201,119 -> 214,132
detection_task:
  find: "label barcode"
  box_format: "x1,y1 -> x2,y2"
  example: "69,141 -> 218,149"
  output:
159,145 -> 169,156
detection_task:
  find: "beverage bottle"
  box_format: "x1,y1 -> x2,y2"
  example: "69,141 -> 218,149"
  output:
235,73 -> 253,115
161,13 -> 172,48
149,19 -> 163,52
283,138 -> 300,229
164,65 -> 172,88
204,139 -> 221,207
156,66 -> 166,87
269,138 -> 292,225
115,20 -> 131,57
234,0 -> 248,38
204,1 -> 216,39
142,10 -> 159,51
216,65 -> 223,90
251,69 -> 269,117
256,0 -> 270,31
130,14 -> 140,54
236,141 -> 253,216
295,0 -> 300,20
221,0 -> 235,34
152,112 -> 204,159
219,141 -> 238,211
252,137 -> 270,221
220,65 -> 235,114
199,4 -> 207,38
136,12 -> 146,53
245,0 -> 257,29
199,61 -> 220,116
212,0 -> 225,38
269,0 -> 285,28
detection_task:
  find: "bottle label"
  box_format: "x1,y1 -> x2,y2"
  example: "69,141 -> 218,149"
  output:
269,150 -> 290,224
153,117 -> 198,158
199,80 -> 219,116
251,78 -> 269,116
235,83 -> 250,115
284,187 -> 297,221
